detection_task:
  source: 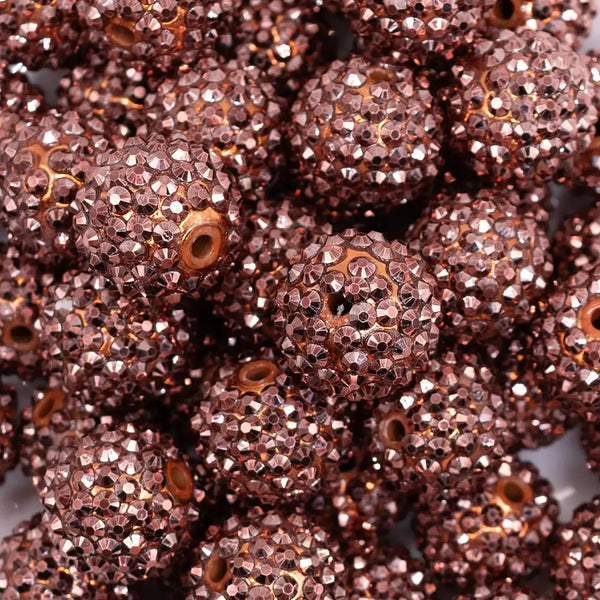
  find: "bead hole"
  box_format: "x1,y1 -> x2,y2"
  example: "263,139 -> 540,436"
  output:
238,360 -> 279,388
592,307 -> 600,332
182,223 -> 224,271
502,480 -> 525,504
166,460 -> 194,503
205,555 -> 230,590
191,234 -> 215,261
8,325 -> 34,349
367,66 -> 395,83
34,395 -> 57,421
105,23 -> 135,49
386,418 -> 405,443
327,292 -> 353,317
494,0 -> 515,20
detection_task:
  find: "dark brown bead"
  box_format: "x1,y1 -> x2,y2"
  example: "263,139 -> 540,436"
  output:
0,386 -> 17,481
41,422 -> 199,585
581,416 -> 600,474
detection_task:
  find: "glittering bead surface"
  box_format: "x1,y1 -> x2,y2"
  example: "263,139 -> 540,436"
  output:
290,57 -> 444,214
41,422 -> 198,584
365,349 -> 508,497
409,188 -> 553,342
274,229 -> 441,402
146,58 -> 285,202
415,457 -> 558,587
453,579 -> 551,600
71,133 -> 241,300
447,29 -> 597,186
0,386 -> 17,481
581,416 -> 600,473
0,62 -> 44,118
181,507 -> 348,600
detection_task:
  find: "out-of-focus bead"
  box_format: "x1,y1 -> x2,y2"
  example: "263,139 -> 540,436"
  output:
0,387 -> 17,481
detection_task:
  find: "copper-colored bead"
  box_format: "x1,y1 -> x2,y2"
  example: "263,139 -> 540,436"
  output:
0,386 -> 17,481
0,246 -> 55,379
415,457 -> 558,587
0,62 -> 45,118
0,109 -> 113,265
365,349 -> 507,498
212,197 -> 331,337
453,579 -> 550,600
273,229 -> 442,402
181,507 -> 348,600
290,57 -> 444,214
340,0 -> 493,63
71,133 -> 241,301
0,0 -> 81,68
0,513 -> 128,600
499,331 -> 571,451
190,354 -> 352,505
76,0 -> 241,69
39,270 -> 196,410
41,422 -> 199,585
350,546 -> 437,600
532,263 -> 600,415
485,0 -> 596,49
551,496 -> 600,599
447,29 -> 597,187
581,416 -> 600,474
146,58 -> 285,202
409,188 -> 553,342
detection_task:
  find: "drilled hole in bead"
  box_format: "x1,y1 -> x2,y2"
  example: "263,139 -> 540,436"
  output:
238,360 -> 279,389
181,224 -> 224,271
386,418 -> 405,443
5,323 -> 37,351
205,555 -> 230,591
367,66 -> 395,83
32,391 -> 62,426
166,460 -> 194,503
105,23 -> 135,49
502,480 -> 525,503
580,298 -> 600,340
494,0 -> 515,21
192,235 -> 214,260
327,292 -> 353,317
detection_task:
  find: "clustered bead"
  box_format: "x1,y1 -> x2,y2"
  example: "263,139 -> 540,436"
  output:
41,422 -> 199,585
0,61 -> 44,118
0,386 -> 17,481
290,57 -> 444,215
274,229 -> 442,402
581,416 -> 600,473
409,188 -> 553,342
453,579 -> 550,600
446,29 -> 597,186
414,457 -> 558,587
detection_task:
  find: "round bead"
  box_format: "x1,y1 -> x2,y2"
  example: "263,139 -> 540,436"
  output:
409,188 -> 553,342
551,496 -> 600,599
447,29 -> 597,186
41,422 -> 199,585
273,229 -> 442,402
190,354 -> 352,505
415,457 -> 558,587
181,507 -> 347,600
0,386 -> 17,481
532,262 -> 600,415
71,133 -> 241,301
581,417 -> 600,474
453,579 -> 551,600
39,270 -> 196,410
485,0 -> 596,49
365,349 -> 508,498
146,58 -> 285,202
0,109 -> 113,265
340,0 -> 493,63
290,57 -> 444,215
0,62 -> 45,118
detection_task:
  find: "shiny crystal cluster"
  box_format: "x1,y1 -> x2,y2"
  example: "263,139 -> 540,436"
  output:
1,1 -> 600,599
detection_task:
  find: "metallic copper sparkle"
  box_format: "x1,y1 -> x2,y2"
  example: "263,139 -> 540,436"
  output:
0,386 -> 17,481
273,229 -> 442,402
365,348 -> 508,498
0,109 -> 113,264
71,132 -> 241,301
447,29 -> 597,187
581,416 -> 600,474
41,422 -> 199,585
409,188 -> 553,342
0,62 -> 44,118
39,270 -> 196,410
181,507 -> 347,600
290,57 -> 444,214
415,457 -> 559,587
551,495 -> 600,599
453,579 -> 551,600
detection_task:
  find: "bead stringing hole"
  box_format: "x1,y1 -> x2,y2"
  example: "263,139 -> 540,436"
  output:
502,480 -> 525,503
166,460 -> 194,503
8,324 -> 34,349
205,555 -> 230,590
494,0 -> 515,21
327,292 -> 353,317
105,23 -> 135,49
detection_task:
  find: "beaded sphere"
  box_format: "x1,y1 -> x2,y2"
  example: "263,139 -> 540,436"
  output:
273,229 -> 442,402
0,62 -> 44,117
39,270 -> 196,410
365,349 -> 508,498
414,457 -> 558,587
0,246 -> 56,379
340,0 -> 493,63
75,0 -> 241,68
581,417 -> 600,473
551,496 -> 600,599
453,579 -> 550,600
146,59 -> 284,202
0,109 -> 113,264
408,188 -> 553,342
181,507 -> 347,600
533,262 -> 600,414
190,354 -> 352,505
71,133 -> 241,300
290,57 -> 444,215
41,422 -> 198,585
0,0 -> 81,68
0,386 -> 17,480
350,547 -> 437,600
446,29 -> 597,186
0,513 -> 126,600
485,0 -> 596,49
